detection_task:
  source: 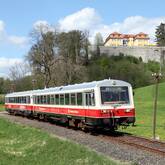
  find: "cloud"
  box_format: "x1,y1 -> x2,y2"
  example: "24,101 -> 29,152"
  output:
0,20 -> 28,47
58,8 -> 165,43
98,16 -> 165,42
58,7 -> 101,31
0,20 -> 5,32
8,36 -> 28,46
0,57 -> 23,77
0,57 -> 23,68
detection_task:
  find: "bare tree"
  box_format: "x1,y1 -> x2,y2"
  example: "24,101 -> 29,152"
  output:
27,29 -> 58,88
9,62 -> 30,81
9,62 -> 32,92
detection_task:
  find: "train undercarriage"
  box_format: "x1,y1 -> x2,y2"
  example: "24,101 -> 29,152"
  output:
6,108 -> 135,131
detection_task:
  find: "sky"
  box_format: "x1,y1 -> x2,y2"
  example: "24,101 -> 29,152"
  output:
0,0 -> 165,77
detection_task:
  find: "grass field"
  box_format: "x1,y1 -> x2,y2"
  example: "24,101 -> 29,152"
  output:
0,104 -> 5,111
0,118 -> 125,165
119,82 -> 165,140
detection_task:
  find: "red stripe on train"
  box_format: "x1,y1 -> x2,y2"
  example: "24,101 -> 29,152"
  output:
5,104 -> 135,118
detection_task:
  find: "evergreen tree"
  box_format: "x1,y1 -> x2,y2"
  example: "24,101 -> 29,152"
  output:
155,23 -> 165,46
93,32 -> 104,57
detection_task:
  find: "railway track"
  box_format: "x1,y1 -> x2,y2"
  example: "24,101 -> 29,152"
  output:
1,111 -> 165,157
99,133 -> 165,156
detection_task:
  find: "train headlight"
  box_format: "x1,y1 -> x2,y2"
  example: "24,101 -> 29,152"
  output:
101,109 -> 109,113
125,109 -> 131,112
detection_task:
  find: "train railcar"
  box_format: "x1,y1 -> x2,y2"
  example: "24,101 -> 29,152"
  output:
5,79 -> 135,130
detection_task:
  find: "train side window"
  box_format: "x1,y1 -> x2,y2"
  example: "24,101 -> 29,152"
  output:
71,93 -> 76,105
44,95 -> 47,104
37,96 -> 39,104
20,97 -> 22,103
39,96 -> 42,104
40,96 -> 43,104
65,93 -> 69,105
47,95 -> 50,104
16,97 -> 18,103
23,97 -> 26,103
77,93 -> 82,105
60,94 -> 65,105
36,96 -> 39,104
50,95 -> 55,104
55,95 -> 59,105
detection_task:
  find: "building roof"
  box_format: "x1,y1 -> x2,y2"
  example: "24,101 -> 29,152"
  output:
104,32 -> 150,44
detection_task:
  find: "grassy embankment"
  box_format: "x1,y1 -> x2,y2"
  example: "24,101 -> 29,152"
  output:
0,117 -> 126,165
0,94 -> 4,111
120,82 -> 165,140
0,104 -> 4,111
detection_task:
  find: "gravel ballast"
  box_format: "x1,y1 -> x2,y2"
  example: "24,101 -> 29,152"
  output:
0,112 -> 164,165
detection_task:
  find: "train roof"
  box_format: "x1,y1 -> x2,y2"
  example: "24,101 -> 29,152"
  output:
5,79 -> 131,97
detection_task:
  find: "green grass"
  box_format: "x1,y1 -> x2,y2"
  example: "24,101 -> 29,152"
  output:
119,82 -> 165,140
0,104 -> 5,111
0,118 -> 126,165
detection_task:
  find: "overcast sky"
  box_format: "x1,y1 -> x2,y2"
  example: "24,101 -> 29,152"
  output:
0,0 -> 165,77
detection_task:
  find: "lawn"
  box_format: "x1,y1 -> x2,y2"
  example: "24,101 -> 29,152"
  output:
0,117 -> 125,165
0,104 -> 5,111
119,82 -> 165,141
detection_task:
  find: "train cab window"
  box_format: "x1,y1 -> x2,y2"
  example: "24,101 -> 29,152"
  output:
100,86 -> 129,105
77,93 -> 82,105
60,94 -> 64,105
50,95 -> 55,104
85,92 -> 95,106
55,95 -> 59,105
71,93 -> 76,105
65,94 -> 70,105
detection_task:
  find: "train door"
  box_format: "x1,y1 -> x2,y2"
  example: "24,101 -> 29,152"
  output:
84,92 -> 90,124
85,91 -> 95,117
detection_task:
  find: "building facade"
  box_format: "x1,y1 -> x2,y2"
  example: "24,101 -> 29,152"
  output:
104,32 -> 150,47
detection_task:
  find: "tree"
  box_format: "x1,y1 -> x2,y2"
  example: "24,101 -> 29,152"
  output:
27,30 -> 58,88
93,32 -> 104,58
56,30 -> 89,84
57,30 -> 90,65
94,32 -> 104,46
155,23 -> 165,46
9,62 -> 32,91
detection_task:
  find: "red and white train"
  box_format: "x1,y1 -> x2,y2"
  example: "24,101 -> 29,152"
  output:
5,79 -> 135,130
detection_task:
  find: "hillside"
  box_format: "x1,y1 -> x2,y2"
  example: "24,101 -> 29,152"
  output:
121,82 -> 165,140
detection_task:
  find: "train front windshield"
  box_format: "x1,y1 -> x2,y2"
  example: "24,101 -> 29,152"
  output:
100,86 -> 130,105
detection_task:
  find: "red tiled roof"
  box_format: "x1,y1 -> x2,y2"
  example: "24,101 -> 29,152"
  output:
104,32 -> 150,44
